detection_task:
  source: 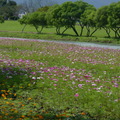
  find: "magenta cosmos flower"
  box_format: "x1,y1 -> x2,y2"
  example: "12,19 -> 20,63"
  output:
74,93 -> 79,97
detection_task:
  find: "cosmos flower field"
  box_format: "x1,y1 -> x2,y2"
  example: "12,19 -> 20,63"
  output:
0,39 -> 120,120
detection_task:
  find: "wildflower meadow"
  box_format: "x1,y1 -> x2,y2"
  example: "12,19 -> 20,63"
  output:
0,38 -> 120,120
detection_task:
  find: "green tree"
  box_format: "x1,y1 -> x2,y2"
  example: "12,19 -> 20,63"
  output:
75,0 -> 95,36
81,9 -> 97,37
37,6 -> 50,12
18,14 -> 30,32
58,1 -> 80,36
19,12 -> 47,34
0,0 -> 6,7
28,12 -> 47,33
0,0 -> 18,20
95,6 -> 111,38
107,2 -> 120,38
46,2 -> 80,36
46,4 -> 62,34
0,15 -> 4,23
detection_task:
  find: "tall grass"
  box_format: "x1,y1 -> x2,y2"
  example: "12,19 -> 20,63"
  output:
0,38 -> 120,120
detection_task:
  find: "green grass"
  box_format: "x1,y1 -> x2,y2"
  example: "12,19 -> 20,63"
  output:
0,39 -> 120,120
0,20 -> 120,44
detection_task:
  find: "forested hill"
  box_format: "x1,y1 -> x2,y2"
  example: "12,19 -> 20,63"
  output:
14,0 -> 120,8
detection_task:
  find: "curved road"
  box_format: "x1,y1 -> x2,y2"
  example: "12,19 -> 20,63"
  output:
0,37 -> 120,49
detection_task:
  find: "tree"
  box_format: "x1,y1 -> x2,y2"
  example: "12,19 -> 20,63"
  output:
46,2 -> 80,36
7,0 -> 17,6
0,15 -> 4,23
19,12 -> 47,33
0,0 -> 18,20
18,14 -> 30,32
107,2 -> 120,38
37,6 -> 50,12
75,0 -> 95,36
19,5 -> 51,33
46,4 -> 62,34
95,6 -> 111,38
81,9 -> 97,37
28,12 -> 47,33
0,0 -> 6,7
58,1 -> 80,36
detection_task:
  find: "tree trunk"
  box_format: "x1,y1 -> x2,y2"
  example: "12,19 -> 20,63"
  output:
34,25 -> 39,33
116,28 -> 120,38
22,24 -> 27,33
39,26 -> 44,33
89,28 -> 98,37
78,21 -> 84,36
56,28 -> 58,34
61,27 -> 68,35
103,27 -> 111,38
112,28 -> 120,38
86,26 -> 90,37
80,26 -> 84,36
71,25 -> 79,36
56,27 -> 60,34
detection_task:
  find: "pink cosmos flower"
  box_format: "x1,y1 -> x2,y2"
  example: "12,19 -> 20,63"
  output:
114,83 -> 118,88
74,93 -> 79,97
84,75 -> 92,79
78,84 -> 83,88
54,84 -> 57,86
92,84 -> 97,86
86,80 -> 91,82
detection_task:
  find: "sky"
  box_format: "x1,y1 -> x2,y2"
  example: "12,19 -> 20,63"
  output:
14,0 -> 120,8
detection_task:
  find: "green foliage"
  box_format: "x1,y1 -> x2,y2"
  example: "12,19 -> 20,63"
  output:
18,14 -> 30,25
0,0 -> 18,20
1,0 -> 120,38
75,0 -> 95,16
46,2 -> 81,35
0,20 -> 120,44
46,4 -> 63,34
108,2 -> 120,28
28,12 -> 47,33
17,0 -> 120,38
7,0 -> 17,6
81,9 -> 97,36
37,6 -> 50,12
107,2 -> 120,38
0,15 -> 4,23
94,2 -> 120,38
18,12 -> 47,33
95,6 -> 109,28
0,39 -> 120,119
59,2 -> 80,26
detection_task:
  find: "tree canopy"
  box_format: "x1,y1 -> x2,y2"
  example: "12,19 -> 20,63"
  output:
19,11 -> 47,33
0,15 -> 4,23
0,0 -> 18,20
18,0 -> 120,38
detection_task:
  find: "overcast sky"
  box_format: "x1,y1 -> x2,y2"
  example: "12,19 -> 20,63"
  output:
14,0 -> 120,8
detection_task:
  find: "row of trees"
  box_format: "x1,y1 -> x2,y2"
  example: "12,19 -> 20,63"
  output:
1,0 -> 120,38
19,1 -> 120,38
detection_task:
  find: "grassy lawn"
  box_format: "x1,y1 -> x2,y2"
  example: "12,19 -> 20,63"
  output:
0,20 -> 120,44
0,38 -> 120,120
